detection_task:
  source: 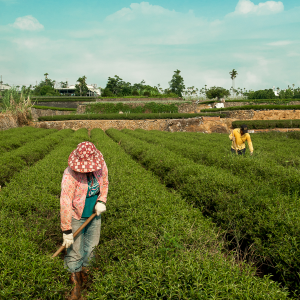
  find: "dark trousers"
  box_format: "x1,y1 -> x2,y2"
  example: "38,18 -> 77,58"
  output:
231,148 -> 246,155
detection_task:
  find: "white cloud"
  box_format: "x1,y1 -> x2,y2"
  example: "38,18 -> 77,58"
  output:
102,2 -> 209,46
105,2 -> 176,21
267,40 -> 293,46
11,15 -> 44,31
230,0 -> 284,16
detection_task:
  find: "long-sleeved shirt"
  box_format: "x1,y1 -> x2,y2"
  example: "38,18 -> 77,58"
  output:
60,160 -> 109,231
229,128 -> 254,153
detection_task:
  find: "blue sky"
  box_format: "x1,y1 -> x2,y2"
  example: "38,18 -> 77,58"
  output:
0,0 -> 299,91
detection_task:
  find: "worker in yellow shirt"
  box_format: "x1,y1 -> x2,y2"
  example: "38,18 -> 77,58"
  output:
229,124 -> 253,155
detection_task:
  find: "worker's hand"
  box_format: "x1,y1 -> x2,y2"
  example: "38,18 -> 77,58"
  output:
250,152 -> 253,156
94,202 -> 106,216
62,233 -> 74,249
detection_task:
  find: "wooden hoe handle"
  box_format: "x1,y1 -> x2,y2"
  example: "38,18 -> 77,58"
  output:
52,213 -> 97,258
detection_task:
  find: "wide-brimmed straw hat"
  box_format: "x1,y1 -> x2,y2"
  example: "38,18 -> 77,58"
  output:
68,141 -> 103,173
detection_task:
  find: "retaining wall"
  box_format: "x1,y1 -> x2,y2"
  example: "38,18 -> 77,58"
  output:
30,108 -> 75,121
33,117 -> 231,134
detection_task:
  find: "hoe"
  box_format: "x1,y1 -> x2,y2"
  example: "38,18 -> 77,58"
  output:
52,213 -> 97,258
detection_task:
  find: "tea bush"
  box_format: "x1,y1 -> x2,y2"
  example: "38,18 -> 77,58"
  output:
0,127 -> 293,298
0,127 -> 53,153
32,105 -> 77,111
0,129 -> 73,186
32,96 -> 96,102
85,102 -> 179,114
38,112 -> 225,121
0,125 -> 38,136
87,128 -> 290,299
201,104 -> 300,112
106,129 -> 300,295
0,129 -> 89,299
232,119 -> 300,129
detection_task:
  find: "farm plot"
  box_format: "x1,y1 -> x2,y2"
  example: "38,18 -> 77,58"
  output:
87,128 -> 289,299
106,128 -> 300,295
0,125 -> 38,137
0,128 -> 90,299
0,128 -> 73,187
0,127 -> 55,154
0,126 -> 291,299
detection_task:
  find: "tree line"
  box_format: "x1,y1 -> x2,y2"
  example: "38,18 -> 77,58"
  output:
1,69 -> 300,100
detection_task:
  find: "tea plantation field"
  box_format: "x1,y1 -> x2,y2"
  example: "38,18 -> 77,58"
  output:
0,126 -> 299,299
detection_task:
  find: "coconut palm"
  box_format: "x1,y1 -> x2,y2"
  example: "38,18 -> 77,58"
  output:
229,69 -> 238,89
44,73 -> 49,79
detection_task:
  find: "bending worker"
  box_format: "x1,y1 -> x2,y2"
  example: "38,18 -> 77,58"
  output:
229,124 -> 253,155
60,141 -> 109,300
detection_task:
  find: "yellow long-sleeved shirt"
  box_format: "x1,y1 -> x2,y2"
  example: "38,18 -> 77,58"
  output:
229,128 -> 253,153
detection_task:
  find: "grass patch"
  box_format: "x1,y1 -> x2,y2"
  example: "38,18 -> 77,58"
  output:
32,105 -> 77,111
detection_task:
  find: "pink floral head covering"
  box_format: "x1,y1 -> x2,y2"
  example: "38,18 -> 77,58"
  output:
68,141 -> 103,173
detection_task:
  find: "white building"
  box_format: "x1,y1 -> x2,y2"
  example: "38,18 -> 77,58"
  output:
56,84 -> 101,96
0,83 -> 11,91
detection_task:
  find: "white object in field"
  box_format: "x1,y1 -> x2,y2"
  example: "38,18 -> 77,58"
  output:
249,130 -> 254,133
214,103 -> 224,109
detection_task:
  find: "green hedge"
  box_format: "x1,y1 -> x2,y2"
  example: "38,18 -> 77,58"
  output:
32,96 -> 96,102
199,99 -> 298,105
227,99 -> 296,103
197,100 -> 215,104
32,105 -> 77,111
232,119 -> 300,129
87,129 -> 290,299
201,104 -> 300,112
98,94 -> 180,99
38,112 -> 226,122
0,129 -> 73,186
0,126 -> 39,136
0,129 -> 89,298
106,129 -> 300,295
85,102 -> 179,114
0,128 -> 53,154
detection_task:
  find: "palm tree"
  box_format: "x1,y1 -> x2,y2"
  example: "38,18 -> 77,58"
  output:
44,73 -> 49,79
229,69 -> 238,89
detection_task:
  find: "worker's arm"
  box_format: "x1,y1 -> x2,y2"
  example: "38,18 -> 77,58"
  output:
245,133 -> 254,154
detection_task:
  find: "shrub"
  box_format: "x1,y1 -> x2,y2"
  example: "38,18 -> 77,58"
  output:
232,119 -> 300,129
205,86 -> 230,101
0,127 -> 53,154
101,87 -> 114,97
106,129 -> 300,295
132,90 -> 139,96
85,102 -> 179,114
0,129 -> 73,186
32,105 -> 76,111
248,89 -> 276,99
38,112 -> 225,122
143,91 -> 150,97
201,104 -> 300,112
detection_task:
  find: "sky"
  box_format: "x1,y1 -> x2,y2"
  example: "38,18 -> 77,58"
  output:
0,0 -> 299,91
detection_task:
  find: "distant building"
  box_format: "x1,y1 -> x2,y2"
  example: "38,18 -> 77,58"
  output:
272,86 -> 279,97
55,84 -> 101,96
0,83 -> 11,91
